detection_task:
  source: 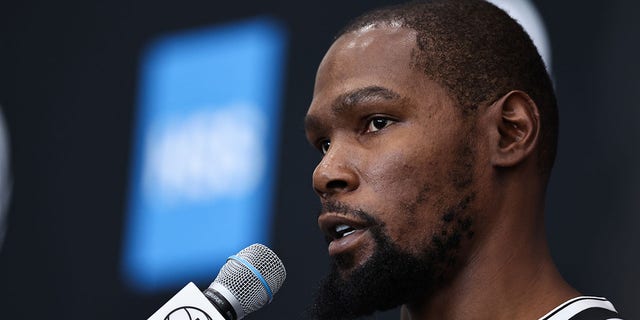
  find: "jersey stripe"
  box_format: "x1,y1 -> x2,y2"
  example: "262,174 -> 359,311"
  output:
540,296 -> 620,320
569,307 -> 621,320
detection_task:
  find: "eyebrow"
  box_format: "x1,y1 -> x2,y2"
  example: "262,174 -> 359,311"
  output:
304,86 -> 403,133
332,86 -> 402,114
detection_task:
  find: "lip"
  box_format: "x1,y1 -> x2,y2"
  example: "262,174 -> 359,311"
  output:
318,213 -> 371,256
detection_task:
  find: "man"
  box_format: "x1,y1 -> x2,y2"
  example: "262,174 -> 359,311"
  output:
304,0 -> 622,319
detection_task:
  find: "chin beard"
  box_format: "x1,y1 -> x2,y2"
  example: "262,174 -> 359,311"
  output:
310,225 -> 453,320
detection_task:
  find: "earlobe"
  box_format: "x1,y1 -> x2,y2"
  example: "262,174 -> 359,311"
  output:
490,91 -> 540,168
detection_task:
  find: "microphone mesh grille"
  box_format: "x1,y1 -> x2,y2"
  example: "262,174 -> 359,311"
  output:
213,243 -> 286,317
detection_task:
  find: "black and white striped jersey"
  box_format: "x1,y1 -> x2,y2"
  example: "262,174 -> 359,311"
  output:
539,296 -> 622,320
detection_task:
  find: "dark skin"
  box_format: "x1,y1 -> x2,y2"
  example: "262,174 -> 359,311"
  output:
305,26 -> 578,319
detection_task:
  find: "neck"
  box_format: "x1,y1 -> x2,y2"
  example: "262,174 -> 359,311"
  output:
402,175 -> 579,320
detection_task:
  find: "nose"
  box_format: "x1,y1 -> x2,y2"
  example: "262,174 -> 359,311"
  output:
312,143 -> 360,198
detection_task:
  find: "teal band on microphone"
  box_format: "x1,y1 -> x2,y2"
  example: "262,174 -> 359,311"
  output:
228,254 -> 274,303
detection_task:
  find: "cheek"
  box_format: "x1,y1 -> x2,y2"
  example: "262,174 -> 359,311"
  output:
358,135 -> 469,251
360,146 -> 442,245
362,133 -> 447,200
362,146 -> 427,194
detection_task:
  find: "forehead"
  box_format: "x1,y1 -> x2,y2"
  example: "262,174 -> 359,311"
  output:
313,26 -> 419,99
307,26 -> 451,122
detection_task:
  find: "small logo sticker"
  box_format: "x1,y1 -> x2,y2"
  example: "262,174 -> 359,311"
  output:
164,306 -> 213,320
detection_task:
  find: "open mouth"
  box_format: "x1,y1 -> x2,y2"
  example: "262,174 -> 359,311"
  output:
334,224 -> 358,239
318,213 -> 372,256
319,214 -> 367,240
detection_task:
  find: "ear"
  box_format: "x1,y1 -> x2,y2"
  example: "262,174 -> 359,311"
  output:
488,90 -> 541,168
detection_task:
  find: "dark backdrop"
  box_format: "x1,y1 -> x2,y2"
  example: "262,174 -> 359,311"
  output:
0,0 -> 637,319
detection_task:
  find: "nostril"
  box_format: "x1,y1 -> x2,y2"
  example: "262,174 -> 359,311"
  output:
326,179 -> 348,190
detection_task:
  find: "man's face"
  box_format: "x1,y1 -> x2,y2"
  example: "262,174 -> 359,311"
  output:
305,26 -> 480,318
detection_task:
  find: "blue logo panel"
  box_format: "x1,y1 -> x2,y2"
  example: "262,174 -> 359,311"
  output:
122,18 -> 287,291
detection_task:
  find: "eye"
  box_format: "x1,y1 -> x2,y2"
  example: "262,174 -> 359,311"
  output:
319,139 -> 331,155
366,117 -> 395,133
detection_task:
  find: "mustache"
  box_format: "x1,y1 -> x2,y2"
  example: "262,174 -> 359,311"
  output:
318,200 -> 380,226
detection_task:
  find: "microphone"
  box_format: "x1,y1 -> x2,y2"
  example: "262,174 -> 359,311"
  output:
147,243 -> 286,320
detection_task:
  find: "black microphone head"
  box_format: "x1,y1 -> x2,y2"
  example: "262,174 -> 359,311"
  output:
209,243 -> 286,319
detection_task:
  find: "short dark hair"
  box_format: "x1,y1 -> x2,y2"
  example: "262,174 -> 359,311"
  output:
337,0 -> 558,176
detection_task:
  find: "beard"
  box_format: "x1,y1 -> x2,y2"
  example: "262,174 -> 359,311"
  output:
310,220 -> 464,320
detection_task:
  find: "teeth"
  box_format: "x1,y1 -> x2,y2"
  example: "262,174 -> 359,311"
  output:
343,230 -> 356,237
334,224 -> 356,238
